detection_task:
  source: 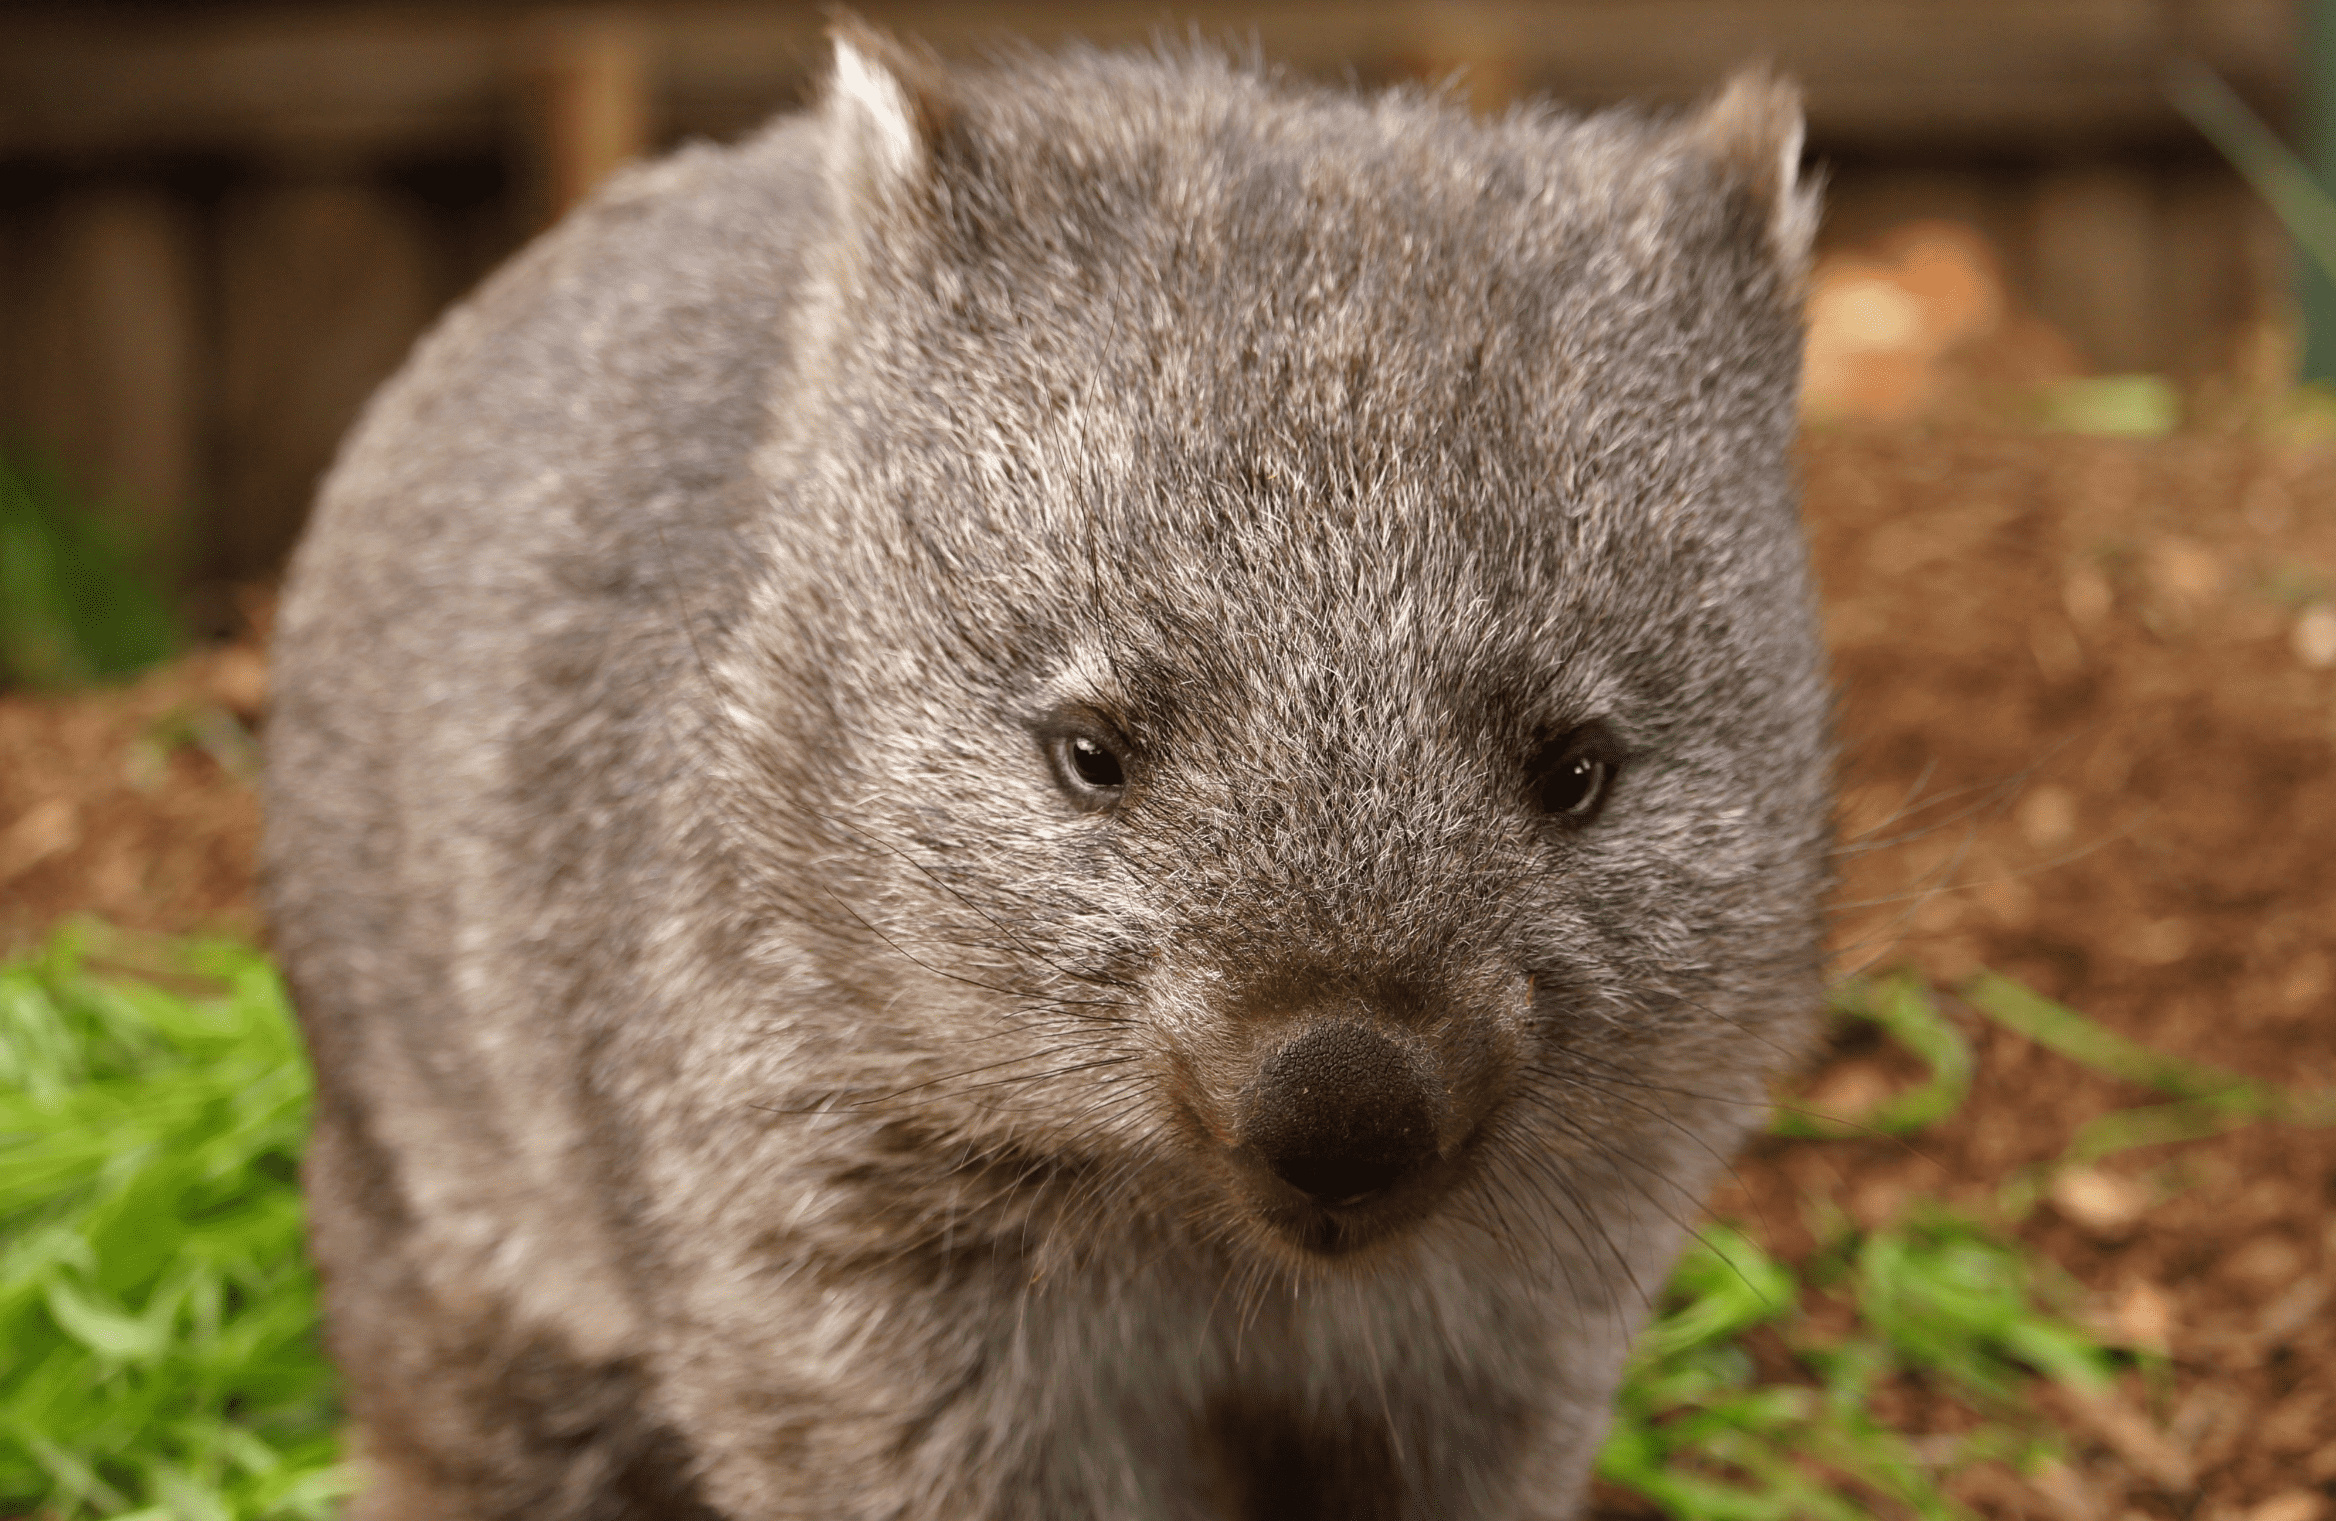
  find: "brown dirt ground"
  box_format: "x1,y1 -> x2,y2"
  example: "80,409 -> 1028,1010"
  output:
3,428 -> 2334,1518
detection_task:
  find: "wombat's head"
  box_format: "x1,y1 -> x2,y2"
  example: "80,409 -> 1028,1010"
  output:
710,30 -> 1828,1273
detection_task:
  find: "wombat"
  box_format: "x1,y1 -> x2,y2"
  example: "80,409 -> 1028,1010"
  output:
263,24 -> 1829,1521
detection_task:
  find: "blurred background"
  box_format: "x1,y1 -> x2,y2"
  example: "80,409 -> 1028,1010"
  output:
8,8 -> 2336,1519
0,0 -> 2317,636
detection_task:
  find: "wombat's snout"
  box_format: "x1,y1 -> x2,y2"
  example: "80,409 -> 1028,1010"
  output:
1239,1022 -> 1440,1206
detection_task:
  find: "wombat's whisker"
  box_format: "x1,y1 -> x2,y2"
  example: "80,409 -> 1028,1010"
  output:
1825,766 -> 2016,857
1505,1082 -> 1744,1216
1473,1117 -> 1636,1286
918,1010 -> 1140,1050
1465,1138 -> 1597,1304
1828,808 -> 2144,926
1522,1050 -> 1763,1125
1518,1104 -> 1761,1276
1512,1145 -> 1661,1309
1834,753 -> 1943,846
1449,1162 -> 1526,1256
1474,1138 -> 1642,1328
940,1053 -> 1142,1099
1529,1054 -> 1924,1153
1627,983 -> 1810,1070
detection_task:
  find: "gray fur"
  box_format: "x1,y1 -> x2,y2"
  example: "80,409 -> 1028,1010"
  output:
264,34 -> 1828,1521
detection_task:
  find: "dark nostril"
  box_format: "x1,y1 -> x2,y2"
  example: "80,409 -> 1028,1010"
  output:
1241,1022 -> 1438,1205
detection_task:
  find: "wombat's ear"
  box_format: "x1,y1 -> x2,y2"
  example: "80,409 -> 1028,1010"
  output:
823,15 -> 956,209
1681,67 -> 1818,272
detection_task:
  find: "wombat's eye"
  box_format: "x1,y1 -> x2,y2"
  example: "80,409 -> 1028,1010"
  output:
1528,737 -> 1615,823
1046,730 -> 1128,810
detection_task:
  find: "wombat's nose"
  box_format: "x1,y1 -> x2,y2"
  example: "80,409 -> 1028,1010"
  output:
1241,1022 -> 1438,1205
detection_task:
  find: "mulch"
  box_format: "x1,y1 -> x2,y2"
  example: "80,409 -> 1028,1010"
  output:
3,427 -> 2332,1518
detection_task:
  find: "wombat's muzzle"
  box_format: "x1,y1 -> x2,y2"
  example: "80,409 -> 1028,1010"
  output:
1193,976 -> 1518,1254
1239,1021 -> 1439,1206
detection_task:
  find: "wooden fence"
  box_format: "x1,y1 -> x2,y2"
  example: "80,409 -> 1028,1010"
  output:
0,0 -> 2300,612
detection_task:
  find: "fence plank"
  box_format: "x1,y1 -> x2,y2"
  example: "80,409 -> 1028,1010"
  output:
7,191 -> 204,577
216,183 -> 446,581
535,10 -> 656,219
2033,166 -> 2164,374
0,0 -> 2296,161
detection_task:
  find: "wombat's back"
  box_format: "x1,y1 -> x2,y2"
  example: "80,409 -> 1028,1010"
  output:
264,117 -> 822,1515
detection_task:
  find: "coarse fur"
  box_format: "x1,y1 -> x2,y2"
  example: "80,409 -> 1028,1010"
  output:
264,31 -> 1829,1521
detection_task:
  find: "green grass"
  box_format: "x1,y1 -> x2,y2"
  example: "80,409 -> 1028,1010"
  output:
1604,973 -> 2336,1516
0,451 -> 180,690
1600,1211 -> 2108,1520
0,926 -> 351,1521
1600,975 -> 2114,1518
3,928 -> 2327,1519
